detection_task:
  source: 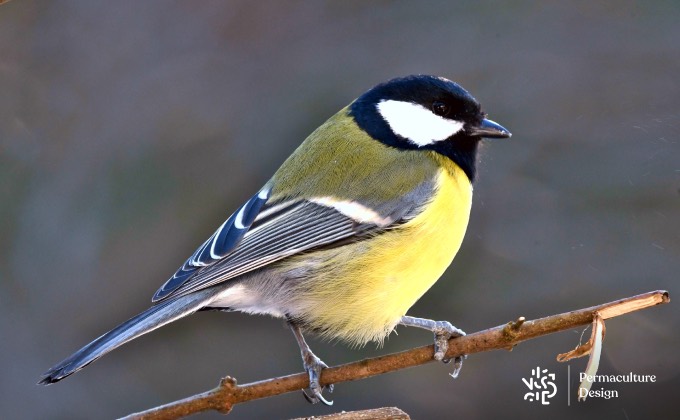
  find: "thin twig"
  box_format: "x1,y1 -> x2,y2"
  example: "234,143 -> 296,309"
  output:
121,290 -> 669,420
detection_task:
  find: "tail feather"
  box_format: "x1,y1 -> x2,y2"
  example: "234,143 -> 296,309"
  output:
39,289 -> 217,385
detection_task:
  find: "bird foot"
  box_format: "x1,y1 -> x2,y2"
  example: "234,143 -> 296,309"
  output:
432,320 -> 467,378
301,351 -> 334,405
399,316 -> 467,377
432,320 -> 465,361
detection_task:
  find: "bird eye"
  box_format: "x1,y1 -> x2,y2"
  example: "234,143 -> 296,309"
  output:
432,101 -> 449,117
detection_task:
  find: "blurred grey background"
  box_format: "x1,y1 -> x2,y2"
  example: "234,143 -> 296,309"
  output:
1,1 -> 678,419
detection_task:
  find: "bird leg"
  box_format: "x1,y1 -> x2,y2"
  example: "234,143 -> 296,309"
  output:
288,320 -> 334,405
399,315 -> 467,378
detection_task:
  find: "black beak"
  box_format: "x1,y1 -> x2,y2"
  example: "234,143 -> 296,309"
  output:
467,118 -> 511,139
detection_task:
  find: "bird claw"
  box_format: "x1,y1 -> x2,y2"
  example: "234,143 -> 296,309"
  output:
449,354 -> 467,378
301,352 -> 333,405
432,320 -> 466,377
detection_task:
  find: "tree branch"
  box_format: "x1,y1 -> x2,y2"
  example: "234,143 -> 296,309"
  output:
121,290 -> 670,420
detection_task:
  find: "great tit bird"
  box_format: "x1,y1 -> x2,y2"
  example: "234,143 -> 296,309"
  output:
39,75 -> 510,405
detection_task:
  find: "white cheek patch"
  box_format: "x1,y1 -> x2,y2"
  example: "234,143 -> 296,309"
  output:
377,99 -> 465,146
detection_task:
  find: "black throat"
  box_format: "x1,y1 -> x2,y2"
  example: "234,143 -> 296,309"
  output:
426,135 -> 479,182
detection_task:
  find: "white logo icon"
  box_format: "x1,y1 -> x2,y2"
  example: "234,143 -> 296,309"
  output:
522,366 -> 557,405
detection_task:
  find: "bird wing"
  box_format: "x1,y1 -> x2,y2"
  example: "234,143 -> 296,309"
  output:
152,179 -> 435,302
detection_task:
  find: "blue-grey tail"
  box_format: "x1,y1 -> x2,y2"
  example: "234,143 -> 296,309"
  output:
38,289 -> 216,385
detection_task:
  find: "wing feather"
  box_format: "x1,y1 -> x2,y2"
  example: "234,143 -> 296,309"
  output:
152,178 -> 436,302
152,186 -> 271,301
162,203 -> 357,298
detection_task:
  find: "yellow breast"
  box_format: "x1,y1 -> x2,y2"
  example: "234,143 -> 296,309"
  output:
289,158 -> 473,346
